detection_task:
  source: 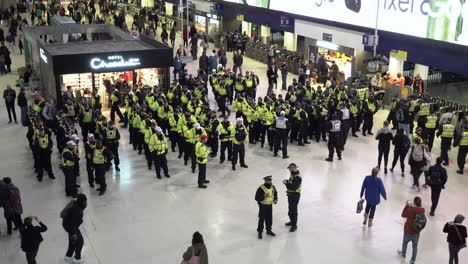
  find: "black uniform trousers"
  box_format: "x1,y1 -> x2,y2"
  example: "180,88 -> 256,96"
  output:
178,136 -> 186,157
363,112 -> 374,134
341,119 -> 350,147
169,130 -> 179,152
316,120 -> 327,141
110,103 -> 124,122
184,142 -> 196,169
290,122 -> 298,142
135,133 -> 144,153
249,122 -> 258,143
274,128 -> 288,157
287,193 -> 300,227
128,125 -> 134,144
106,143 -> 119,167
232,143 -> 245,166
328,133 -> 342,158
377,147 -> 390,169
430,186 -> 442,213
424,128 -> 436,152
198,163 -> 206,185
36,150 -> 53,180
260,124 -> 273,148
220,140 -> 232,162
153,153 -> 169,177
144,143 -> 152,168
297,124 -> 308,144
25,247 -> 39,264
257,204 -> 273,233
81,122 -> 93,142
94,164 -> 106,191
86,158 -> 94,185
457,146 -> 467,171
440,138 -> 452,164
63,167 -> 77,196
208,133 -> 219,156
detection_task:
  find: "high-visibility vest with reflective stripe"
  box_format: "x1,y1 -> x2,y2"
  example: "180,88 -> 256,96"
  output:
409,100 -> 419,112
357,88 -> 368,100
235,82 -> 244,91
320,106 -> 328,117
38,135 -> 49,149
442,124 -> 455,138
82,110 -> 93,123
106,127 -> 117,140
350,103 -> 359,114
461,131 -> 468,146
149,134 -> 168,154
91,95 -> 101,108
61,149 -> 75,167
66,104 -> 75,116
195,142 -> 209,164
260,185 -> 274,205
144,128 -> 154,144
244,76 -> 253,87
418,103 -> 430,116
111,90 -> 119,102
367,101 -> 376,112
294,109 -> 307,121
425,115 -> 437,129
287,173 -> 301,193
33,103 -> 41,113
93,148 -> 106,164
218,83 -> 228,96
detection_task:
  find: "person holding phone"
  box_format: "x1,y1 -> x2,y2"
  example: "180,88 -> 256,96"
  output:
443,214 -> 467,264
20,216 -> 48,264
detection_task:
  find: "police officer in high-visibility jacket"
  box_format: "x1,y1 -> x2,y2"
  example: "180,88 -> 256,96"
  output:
325,114 -> 342,162
110,87 -> 125,123
423,110 -> 438,152
85,133 -> 97,187
416,98 -> 431,129
436,119 -> 455,166
283,163 -> 302,232
255,176 -> 278,239
92,139 -> 110,196
195,135 -> 210,189
454,124 -> 468,174
33,127 -> 55,182
362,95 -> 378,136
144,121 -> 157,170
79,103 -> 94,142
103,121 -> 120,171
149,127 -> 170,179
62,141 -> 78,197
232,117 -> 249,171
274,111 -> 289,159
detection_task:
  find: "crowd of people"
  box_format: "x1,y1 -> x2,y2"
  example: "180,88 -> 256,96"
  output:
0,1 -> 467,264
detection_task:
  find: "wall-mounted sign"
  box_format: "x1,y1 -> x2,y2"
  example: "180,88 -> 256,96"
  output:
316,40 -> 339,51
90,55 -> 141,70
323,33 -> 333,42
40,48 -> 48,63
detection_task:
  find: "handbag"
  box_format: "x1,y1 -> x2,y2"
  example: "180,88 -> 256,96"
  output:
181,247 -> 201,264
454,224 -> 467,248
356,199 -> 364,214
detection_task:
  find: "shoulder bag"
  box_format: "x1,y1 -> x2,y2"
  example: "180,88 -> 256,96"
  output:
181,247 -> 201,264
454,224 -> 467,249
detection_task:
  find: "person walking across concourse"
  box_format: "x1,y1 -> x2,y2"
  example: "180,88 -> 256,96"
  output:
360,167 -> 387,227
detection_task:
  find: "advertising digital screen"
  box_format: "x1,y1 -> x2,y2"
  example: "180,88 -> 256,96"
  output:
223,0 -> 468,47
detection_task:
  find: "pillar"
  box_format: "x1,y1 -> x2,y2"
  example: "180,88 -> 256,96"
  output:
388,56 -> 404,76
260,26 -> 271,45
283,32 -> 297,52
414,64 -> 429,80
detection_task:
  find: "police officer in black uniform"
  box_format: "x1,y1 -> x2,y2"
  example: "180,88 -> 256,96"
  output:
254,176 -> 278,239
283,163 -> 302,232
326,114 -> 342,162
103,121 -> 121,171
232,117 -> 249,171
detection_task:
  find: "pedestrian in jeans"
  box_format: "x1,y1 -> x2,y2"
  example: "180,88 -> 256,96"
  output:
443,214 -> 467,264
397,100 -> 411,136
62,193 -> 87,263
280,61 -> 288,91
426,157 -> 447,216
233,49 -> 243,76
375,120 -> 394,173
398,196 -> 425,264
408,137 -> 430,191
20,216 -> 48,264
360,167 -> 387,227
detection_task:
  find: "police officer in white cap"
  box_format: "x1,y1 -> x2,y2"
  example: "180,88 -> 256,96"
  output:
232,117 -> 248,171
274,110 -> 289,159
84,133 -> 97,187
255,176 -> 278,239
62,141 -> 78,197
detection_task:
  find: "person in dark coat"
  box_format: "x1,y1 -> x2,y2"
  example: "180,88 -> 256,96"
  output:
390,128 -> 410,176
443,214 -> 467,264
255,176 -> 278,239
17,87 -> 28,126
63,194 -> 87,263
169,28 -> 176,47
3,84 -> 17,123
426,157 -> 448,216
3,177 -> 23,235
190,36 -> 198,60
267,61 -> 278,90
360,167 -> 387,227
20,216 -> 48,264
283,163 -> 302,232
375,121 -> 394,173
199,53 -> 209,75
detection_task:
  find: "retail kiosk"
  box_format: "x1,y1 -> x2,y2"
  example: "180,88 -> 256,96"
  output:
23,24 -> 173,106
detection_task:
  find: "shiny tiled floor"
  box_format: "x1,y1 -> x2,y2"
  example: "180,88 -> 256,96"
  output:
0,18 -> 467,264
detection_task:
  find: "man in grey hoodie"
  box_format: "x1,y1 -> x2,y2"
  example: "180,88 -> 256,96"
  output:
376,121 -> 394,173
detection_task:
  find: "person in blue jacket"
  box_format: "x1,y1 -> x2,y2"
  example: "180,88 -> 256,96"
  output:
360,167 -> 387,227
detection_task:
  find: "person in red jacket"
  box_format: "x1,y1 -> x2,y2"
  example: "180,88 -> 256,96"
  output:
443,214 -> 467,264
398,196 -> 425,264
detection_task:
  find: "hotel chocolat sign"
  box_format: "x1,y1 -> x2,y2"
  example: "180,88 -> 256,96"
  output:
90,55 -> 141,70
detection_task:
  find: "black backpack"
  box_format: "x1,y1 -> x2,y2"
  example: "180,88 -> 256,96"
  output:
411,213 -> 427,232
427,168 -> 443,185
396,108 -> 405,122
